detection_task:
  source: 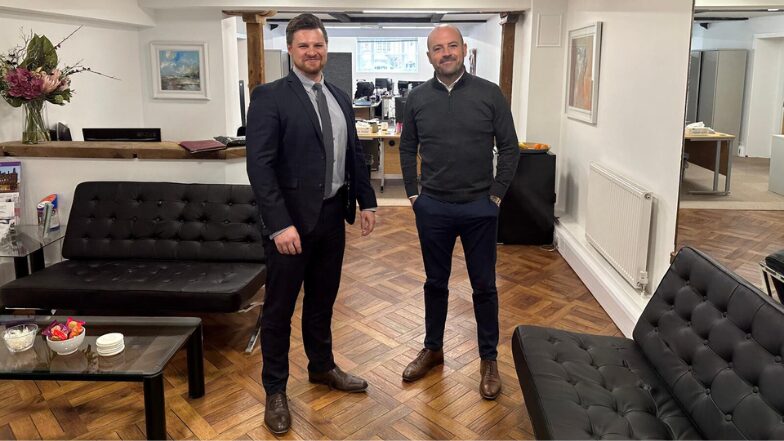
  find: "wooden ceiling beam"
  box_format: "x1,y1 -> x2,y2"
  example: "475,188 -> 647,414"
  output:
499,11 -> 522,103
225,10 -> 278,91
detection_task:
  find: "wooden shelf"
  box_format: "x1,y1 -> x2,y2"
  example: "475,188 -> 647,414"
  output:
0,141 -> 247,160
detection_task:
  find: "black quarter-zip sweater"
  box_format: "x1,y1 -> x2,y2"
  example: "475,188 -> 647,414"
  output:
399,71 -> 520,203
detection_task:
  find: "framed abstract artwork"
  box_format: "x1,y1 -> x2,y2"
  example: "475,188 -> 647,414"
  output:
565,22 -> 602,124
150,42 -> 209,100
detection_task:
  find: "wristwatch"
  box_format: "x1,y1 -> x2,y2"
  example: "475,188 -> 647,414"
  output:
490,195 -> 502,206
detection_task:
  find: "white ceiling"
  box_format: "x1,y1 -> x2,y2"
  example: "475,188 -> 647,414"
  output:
694,9 -> 784,19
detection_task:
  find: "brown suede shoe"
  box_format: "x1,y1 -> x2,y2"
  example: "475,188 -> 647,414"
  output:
480,360 -> 502,400
308,366 -> 368,392
264,392 -> 290,434
402,348 -> 444,382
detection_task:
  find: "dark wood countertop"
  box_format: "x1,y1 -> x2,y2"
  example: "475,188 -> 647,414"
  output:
0,141 -> 247,160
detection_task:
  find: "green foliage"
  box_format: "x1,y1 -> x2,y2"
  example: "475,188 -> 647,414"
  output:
20,34 -> 58,71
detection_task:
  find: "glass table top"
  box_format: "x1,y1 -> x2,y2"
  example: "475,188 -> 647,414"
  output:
0,225 -> 66,258
0,316 -> 201,377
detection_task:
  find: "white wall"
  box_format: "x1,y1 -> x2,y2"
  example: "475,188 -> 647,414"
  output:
139,9 -> 240,141
745,37 -> 784,158
693,14 -> 784,50
512,14 -> 532,140
0,14 -> 145,142
553,0 -> 692,335
222,17 -> 242,139
692,21 -> 752,50
514,0 -> 568,149
0,0 -> 155,28
463,16 -> 503,84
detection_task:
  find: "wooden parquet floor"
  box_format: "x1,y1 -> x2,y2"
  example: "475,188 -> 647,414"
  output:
1,207 -> 620,440
677,209 -> 784,290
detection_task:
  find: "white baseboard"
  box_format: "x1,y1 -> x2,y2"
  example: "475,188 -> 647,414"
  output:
555,221 -> 649,337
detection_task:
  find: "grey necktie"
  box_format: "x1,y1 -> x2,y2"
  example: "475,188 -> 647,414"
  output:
313,83 -> 333,198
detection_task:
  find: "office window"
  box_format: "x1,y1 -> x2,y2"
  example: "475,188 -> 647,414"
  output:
357,38 -> 418,73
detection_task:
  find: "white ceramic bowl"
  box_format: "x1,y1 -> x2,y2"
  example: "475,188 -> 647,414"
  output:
46,329 -> 86,355
3,324 -> 38,352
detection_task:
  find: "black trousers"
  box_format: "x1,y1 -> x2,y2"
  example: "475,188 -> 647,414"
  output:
260,195 -> 345,394
414,194 -> 500,360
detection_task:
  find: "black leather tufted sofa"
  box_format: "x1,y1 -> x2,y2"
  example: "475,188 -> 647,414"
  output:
0,181 -> 267,351
512,246 -> 784,440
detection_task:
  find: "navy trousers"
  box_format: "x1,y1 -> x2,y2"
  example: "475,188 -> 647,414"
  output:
413,194 -> 500,360
260,196 -> 345,394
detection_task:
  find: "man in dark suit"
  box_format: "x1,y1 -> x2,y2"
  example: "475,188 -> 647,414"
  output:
245,13 -> 377,435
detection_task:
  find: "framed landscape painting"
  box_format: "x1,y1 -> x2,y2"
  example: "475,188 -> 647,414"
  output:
150,42 -> 209,100
565,22 -> 602,124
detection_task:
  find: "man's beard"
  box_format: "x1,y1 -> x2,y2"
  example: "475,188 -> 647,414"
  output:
435,57 -> 463,77
296,57 -> 325,75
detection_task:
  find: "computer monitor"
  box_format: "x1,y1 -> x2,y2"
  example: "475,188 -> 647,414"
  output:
409,80 -> 425,90
82,128 -> 162,142
397,80 -> 410,95
374,78 -> 392,92
354,81 -> 374,99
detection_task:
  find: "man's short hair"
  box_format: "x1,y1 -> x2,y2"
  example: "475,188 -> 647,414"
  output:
286,13 -> 328,45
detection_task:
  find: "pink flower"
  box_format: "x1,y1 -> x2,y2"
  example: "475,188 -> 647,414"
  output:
5,68 -> 43,100
40,69 -> 61,94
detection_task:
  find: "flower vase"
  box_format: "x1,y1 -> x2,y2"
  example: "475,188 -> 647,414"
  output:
22,100 -> 50,144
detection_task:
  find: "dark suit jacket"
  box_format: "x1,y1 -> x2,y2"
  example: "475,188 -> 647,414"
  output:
246,71 -> 377,236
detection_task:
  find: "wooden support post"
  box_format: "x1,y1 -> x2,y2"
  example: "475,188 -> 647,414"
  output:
499,12 -> 522,104
224,10 -> 276,92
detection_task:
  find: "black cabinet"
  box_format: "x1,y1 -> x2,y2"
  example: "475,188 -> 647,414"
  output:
498,151 -> 556,245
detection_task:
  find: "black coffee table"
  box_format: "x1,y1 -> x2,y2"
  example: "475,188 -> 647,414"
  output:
0,316 -> 204,440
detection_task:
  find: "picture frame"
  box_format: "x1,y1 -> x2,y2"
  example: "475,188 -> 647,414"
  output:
150,42 -> 209,100
565,22 -> 602,124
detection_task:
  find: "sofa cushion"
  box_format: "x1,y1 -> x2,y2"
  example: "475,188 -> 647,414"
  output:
634,247 -> 784,440
0,259 -> 265,313
512,325 -> 700,440
63,182 -> 265,262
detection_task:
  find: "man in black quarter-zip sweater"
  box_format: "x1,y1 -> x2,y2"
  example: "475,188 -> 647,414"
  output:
399,24 -> 519,400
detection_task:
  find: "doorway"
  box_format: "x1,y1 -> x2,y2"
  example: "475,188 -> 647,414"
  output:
677,8 -> 784,291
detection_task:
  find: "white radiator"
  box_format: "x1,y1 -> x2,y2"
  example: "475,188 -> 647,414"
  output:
586,162 -> 653,291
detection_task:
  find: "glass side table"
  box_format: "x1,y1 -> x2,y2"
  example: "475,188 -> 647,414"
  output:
0,225 -> 66,278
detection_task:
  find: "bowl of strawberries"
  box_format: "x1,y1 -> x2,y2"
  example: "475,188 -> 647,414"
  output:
43,318 -> 86,355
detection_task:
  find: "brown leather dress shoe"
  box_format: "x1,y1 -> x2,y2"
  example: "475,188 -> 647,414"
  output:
402,348 -> 444,382
308,366 -> 368,392
480,359 -> 502,400
264,392 -> 291,434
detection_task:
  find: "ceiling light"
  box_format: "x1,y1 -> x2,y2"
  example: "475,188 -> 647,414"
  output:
362,10 -> 449,14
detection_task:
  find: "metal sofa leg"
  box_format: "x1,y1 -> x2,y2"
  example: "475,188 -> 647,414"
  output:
245,306 -> 263,353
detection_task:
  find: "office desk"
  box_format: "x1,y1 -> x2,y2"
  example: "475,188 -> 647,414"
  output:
358,131 -> 401,192
353,102 -> 380,120
683,132 -> 736,195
